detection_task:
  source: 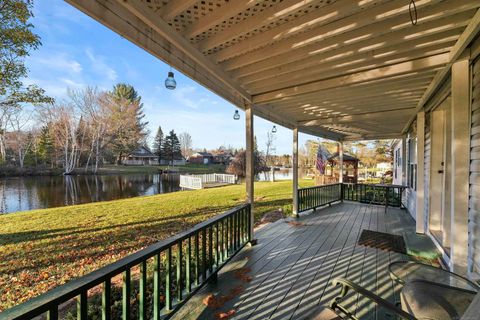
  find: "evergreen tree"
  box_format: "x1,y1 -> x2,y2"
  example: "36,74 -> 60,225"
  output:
108,83 -> 148,164
152,126 -> 163,164
162,130 -> 182,165
37,125 -> 54,166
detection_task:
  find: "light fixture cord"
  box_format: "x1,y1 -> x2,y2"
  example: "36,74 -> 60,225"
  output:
409,0 -> 417,26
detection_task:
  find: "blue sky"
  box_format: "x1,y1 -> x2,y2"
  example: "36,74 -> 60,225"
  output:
25,0 -> 320,155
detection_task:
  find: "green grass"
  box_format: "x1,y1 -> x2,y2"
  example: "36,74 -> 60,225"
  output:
0,179 -> 313,311
95,164 -> 226,174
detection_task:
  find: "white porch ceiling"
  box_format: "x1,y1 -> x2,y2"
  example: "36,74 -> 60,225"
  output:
65,0 -> 480,141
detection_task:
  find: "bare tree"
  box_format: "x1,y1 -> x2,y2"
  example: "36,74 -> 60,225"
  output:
71,87 -> 108,173
8,107 -> 35,168
38,102 -> 80,174
178,132 -> 192,158
264,131 -> 276,180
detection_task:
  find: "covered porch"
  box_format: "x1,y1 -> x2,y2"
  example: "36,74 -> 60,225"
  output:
2,0 -> 480,319
174,201 -> 414,320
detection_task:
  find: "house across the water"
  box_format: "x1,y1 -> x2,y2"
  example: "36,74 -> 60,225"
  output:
121,146 -> 158,166
188,152 -> 215,164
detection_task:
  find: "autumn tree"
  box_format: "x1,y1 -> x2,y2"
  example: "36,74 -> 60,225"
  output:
226,150 -> 268,177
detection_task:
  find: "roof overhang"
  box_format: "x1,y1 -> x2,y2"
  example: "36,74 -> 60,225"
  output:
65,0 -> 480,141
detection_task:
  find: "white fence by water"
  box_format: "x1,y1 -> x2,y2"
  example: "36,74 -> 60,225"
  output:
179,173 -> 237,189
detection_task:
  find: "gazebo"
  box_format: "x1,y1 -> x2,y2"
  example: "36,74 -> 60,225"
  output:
327,152 -> 359,184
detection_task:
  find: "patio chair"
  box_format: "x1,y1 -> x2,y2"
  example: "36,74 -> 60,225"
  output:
329,277 -> 478,320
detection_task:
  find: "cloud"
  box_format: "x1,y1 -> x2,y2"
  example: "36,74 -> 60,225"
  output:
29,53 -> 82,75
171,86 -> 199,109
85,48 -> 118,82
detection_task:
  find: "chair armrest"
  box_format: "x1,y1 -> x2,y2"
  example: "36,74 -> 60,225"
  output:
330,278 -> 417,320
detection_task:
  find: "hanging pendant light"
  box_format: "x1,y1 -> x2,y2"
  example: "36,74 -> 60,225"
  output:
165,70 -> 176,90
233,110 -> 240,120
272,125 -> 277,133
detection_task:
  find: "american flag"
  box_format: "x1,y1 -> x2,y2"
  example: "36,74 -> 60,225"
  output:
316,145 -> 329,174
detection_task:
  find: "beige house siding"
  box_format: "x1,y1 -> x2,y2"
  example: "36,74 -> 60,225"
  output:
469,52 -> 480,277
424,112 -> 431,233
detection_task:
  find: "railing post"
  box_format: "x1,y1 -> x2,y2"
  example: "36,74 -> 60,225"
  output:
338,141 -> 344,183
245,104 -> 256,245
293,127 -> 299,217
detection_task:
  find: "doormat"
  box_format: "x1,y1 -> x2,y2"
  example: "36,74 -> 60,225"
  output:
358,230 -> 406,254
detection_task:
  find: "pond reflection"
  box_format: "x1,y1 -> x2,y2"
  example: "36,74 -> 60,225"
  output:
0,174 -> 181,214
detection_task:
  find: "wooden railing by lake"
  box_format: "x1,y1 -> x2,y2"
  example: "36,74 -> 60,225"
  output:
297,183 -> 405,213
1,204 -> 251,320
180,173 -> 237,190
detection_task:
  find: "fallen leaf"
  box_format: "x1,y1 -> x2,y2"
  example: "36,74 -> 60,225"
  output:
215,309 -> 236,319
287,221 -> 304,227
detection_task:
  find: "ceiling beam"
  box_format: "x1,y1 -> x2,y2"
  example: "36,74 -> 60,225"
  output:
264,73 -> 435,104
343,133 -> 404,141
269,95 -> 425,114
245,43 -> 453,94
182,0 -> 263,39
301,107 -> 416,125
116,0 -> 251,103
237,28 -> 460,85
257,74 -> 436,107
270,86 -> 429,109
402,8 -> 480,133
161,0 -> 198,21
252,53 -> 449,104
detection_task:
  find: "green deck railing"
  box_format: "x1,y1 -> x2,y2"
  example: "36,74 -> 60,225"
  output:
297,183 -> 404,213
297,183 -> 342,212
342,183 -> 403,207
1,204 -> 251,320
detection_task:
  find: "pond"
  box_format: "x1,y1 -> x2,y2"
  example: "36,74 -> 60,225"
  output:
0,174 -> 181,214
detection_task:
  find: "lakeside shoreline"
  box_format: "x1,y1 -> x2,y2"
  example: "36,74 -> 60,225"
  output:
0,163 -> 227,177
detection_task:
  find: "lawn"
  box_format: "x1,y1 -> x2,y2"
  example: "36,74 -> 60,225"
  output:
0,179 -> 313,311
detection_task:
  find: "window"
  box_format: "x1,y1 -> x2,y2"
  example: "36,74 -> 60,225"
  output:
407,138 -> 417,190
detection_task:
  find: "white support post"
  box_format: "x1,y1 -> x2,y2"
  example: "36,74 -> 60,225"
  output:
450,52 -> 470,273
416,111 -> 425,234
339,142 -> 344,183
292,127 -> 299,217
402,135 -> 407,186
245,104 -> 256,244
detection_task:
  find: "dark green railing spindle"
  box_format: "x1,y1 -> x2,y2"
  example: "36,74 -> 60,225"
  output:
122,268 -> 131,320
102,279 -> 111,320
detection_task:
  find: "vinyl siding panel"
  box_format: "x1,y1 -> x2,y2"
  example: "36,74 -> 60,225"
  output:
469,55 -> 480,276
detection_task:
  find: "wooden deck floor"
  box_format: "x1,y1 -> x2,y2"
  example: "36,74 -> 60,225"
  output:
173,202 -> 417,320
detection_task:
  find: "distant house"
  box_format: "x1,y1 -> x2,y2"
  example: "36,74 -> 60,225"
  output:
188,152 -> 214,164
213,152 -> 233,165
159,158 -> 186,166
122,146 -> 158,166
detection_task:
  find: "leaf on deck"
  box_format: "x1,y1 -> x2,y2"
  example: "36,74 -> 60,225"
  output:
287,221 -> 305,227
234,267 -> 252,282
202,285 -> 244,309
215,309 -> 236,319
